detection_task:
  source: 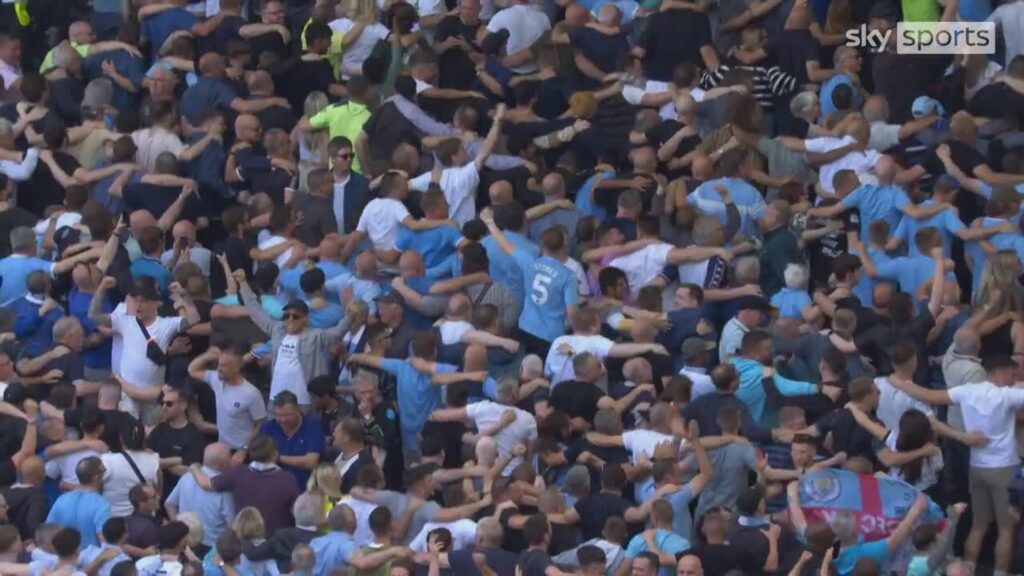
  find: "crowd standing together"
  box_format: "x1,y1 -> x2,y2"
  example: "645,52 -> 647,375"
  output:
5,0 -> 1024,573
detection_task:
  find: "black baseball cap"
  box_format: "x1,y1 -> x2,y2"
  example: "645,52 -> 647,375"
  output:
736,296 -> 772,313
736,483 -> 767,517
283,299 -> 310,316
128,277 -> 161,302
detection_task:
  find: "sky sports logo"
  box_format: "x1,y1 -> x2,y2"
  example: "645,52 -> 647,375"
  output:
845,22 -> 995,54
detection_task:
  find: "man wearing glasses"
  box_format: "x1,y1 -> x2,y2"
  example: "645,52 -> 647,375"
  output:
237,270 -> 351,410
326,136 -> 370,237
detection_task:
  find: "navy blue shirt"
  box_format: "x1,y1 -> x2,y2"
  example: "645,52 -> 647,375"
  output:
82,51 -> 146,111
179,77 -> 238,126
142,8 -> 198,59
260,415 -> 325,487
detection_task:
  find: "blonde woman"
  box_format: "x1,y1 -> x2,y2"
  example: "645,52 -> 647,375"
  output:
330,0 -> 390,80
233,507 -> 280,576
306,464 -> 342,524
292,91 -> 329,192
972,250 -> 1024,361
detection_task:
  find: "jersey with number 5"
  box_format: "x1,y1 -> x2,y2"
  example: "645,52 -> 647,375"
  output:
512,252 -> 579,342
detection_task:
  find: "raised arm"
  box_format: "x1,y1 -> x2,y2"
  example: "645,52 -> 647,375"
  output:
236,271 -> 280,336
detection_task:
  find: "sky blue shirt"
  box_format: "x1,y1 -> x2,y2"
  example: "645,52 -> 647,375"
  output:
732,356 -> 817,425
624,529 -> 690,576
278,261 -> 351,299
892,200 -> 964,257
665,484 -> 697,541
687,177 -> 767,239
875,255 -> 956,299
965,216 -> 1024,299
834,539 -> 889,576
771,287 -> 812,319
512,252 -> 579,343
396,226 -> 462,270
310,531 -> 356,576
482,232 -> 540,309
79,544 -> 130,576
0,255 -> 53,304
381,359 -> 456,451
851,245 -> 892,306
820,73 -> 862,118
308,302 -> 344,329
166,467 -> 236,547
130,256 -> 173,296
46,490 -> 110,547
214,294 -> 285,320
325,273 -> 382,315
839,184 -> 909,240
259,416 -> 325,487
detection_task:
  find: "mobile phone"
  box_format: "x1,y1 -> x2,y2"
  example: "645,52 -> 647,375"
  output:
831,540 -> 842,557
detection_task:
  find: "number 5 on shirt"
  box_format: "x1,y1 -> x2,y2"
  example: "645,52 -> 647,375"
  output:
532,274 -> 552,304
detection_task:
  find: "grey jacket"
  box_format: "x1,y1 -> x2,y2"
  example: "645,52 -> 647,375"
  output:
941,343 -> 986,430
241,283 -> 349,382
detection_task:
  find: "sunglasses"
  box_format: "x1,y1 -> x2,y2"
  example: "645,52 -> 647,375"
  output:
283,312 -> 306,320
162,401 -> 176,407
336,153 -> 353,160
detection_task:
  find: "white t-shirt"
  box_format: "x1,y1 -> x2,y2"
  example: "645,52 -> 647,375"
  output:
409,519 -> 478,552
805,135 -> 881,194
948,381 -> 1024,468
486,4 -> 551,73
544,333 -> 615,385
272,335 -> 310,404
562,257 -> 589,297
329,19 -> 390,78
45,449 -> 99,485
621,429 -> 675,465
883,429 -> 943,491
438,320 -> 473,345
874,376 -> 934,431
680,367 -> 715,400
101,450 -> 161,517
110,306 -> 183,388
608,243 -> 674,296
867,122 -> 901,153
204,371 -> 268,449
257,235 -> 293,269
338,496 -> 379,547
465,400 -> 538,475
356,198 -> 410,251
409,163 -> 480,226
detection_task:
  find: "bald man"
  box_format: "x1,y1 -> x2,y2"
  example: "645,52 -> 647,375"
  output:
676,555 -> 703,576
161,220 -> 212,277
179,53 -> 289,126
165,443 -> 235,547
245,69 -> 296,132
40,22 -> 94,73
0,455 -> 46,540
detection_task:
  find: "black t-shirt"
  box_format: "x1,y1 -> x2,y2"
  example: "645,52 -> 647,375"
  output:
248,31 -> 289,61
123,183 -> 203,223
518,548 -> 553,576
593,172 -> 658,216
436,16 -> 482,90
641,10 -> 713,81
854,310 -> 934,383
573,492 -> 631,541
197,15 -> 244,56
691,543 -> 741,576
361,102 -> 421,167
255,104 -> 297,134
146,421 -> 206,497
970,82 -> 1024,126
0,206 -> 37,256
22,151 -> 80,217
549,381 -> 604,425
769,29 -> 820,85
49,77 -> 85,126
569,27 -> 630,77
871,52 -> 931,124
924,140 -> 986,224
804,209 -> 858,290
449,547 -> 517,576
813,408 -> 882,467
210,236 -> 256,298
32,349 -> 86,402
279,58 -> 336,115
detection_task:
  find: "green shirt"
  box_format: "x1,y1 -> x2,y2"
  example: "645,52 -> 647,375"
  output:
40,42 -> 91,72
902,0 -> 940,21
308,101 -> 371,173
353,544 -> 397,576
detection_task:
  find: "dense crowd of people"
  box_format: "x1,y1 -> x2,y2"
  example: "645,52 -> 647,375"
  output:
3,0 -> 1024,573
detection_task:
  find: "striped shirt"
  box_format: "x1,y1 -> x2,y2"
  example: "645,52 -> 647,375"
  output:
701,63 -> 798,111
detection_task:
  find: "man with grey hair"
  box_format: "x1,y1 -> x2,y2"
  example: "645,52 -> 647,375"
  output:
247,493 -> 323,572
310,504 -> 357,575
938,326 -> 987,502
165,443 -> 235,548
568,3 -> 627,87
14,315 -> 104,399
863,95 -> 939,152
436,516 -> 517,574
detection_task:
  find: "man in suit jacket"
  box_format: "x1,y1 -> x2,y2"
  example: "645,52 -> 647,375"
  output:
246,492 -> 322,572
330,138 -> 370,235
